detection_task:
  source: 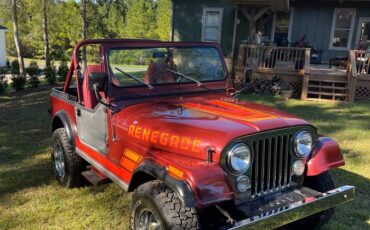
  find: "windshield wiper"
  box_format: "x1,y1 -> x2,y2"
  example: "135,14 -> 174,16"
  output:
115,67 -> 154,89
167,69 -> 202,87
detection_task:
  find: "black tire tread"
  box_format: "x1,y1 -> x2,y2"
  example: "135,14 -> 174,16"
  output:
52,128 -> 85,188
132,180 -> 199,230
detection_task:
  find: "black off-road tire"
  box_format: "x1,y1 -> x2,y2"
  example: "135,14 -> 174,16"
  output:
51,128 -> 86,188
289,171 -> 335,229
131,180 -> 200,230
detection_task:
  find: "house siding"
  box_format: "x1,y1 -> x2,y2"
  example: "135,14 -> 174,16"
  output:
172,0 -> 370,62
0,30 -> 6,67
173,0 -> 236,56
291,6 -> 337,61
291,1 -> 370,61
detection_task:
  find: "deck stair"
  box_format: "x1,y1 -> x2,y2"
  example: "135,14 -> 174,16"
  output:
306,70 -> 349,101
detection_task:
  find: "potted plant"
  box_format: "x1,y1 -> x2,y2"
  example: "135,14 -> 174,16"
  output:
280,81 -> 293,100
270,76 -> 282,96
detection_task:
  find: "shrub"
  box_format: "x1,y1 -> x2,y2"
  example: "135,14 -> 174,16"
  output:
57,61 -> 69,82
10,60 -> 26,91
44,65 -> 57,85
6,59 -> 10,70
0,68 -> 8,94
11,60 -> 20,74
11,74 -> 26,91
26,61 -> 41,88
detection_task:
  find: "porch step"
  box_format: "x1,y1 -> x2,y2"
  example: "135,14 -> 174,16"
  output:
309,79 -> 348,84
306,78 -> 349,101
82,168 -> 110,185
308,84 -> 348,90
307,91 -> 348,97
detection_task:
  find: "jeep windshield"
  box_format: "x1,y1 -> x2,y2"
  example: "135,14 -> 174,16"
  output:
108,46 -> 226,88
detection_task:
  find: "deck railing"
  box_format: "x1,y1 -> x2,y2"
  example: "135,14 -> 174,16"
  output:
347,50 -> 370,102
236,45 -> 311,74
351,50 -> 370,77
234,45 -> 311,98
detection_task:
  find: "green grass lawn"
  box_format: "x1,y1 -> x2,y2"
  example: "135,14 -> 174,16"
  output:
6,56 -> 62,69
0,86 -> 369,229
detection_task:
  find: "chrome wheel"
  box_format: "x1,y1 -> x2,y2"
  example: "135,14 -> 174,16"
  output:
52,139 -> 65,179
138,209 -> 162,230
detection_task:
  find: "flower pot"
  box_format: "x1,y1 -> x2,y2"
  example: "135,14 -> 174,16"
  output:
280,90 -> 293,100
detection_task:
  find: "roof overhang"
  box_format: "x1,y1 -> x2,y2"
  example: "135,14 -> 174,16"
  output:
223,0 -> 289,11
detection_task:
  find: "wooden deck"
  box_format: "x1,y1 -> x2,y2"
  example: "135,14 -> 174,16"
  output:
310,65 -> 347,78
234,44 -> 370,102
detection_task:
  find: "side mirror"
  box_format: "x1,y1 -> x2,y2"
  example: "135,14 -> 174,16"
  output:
89,72 -> 107,91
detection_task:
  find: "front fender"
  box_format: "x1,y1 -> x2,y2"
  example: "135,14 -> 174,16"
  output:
132,153 -> 236,209
306,137 -> 345,176
52,110 -> 75,146
130,161 -> 197,208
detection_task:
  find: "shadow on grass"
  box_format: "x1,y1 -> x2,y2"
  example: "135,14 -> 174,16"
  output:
0,159 -> 53,196
0,85 -> 54,196
242,94 -> 370,138
325,168 -> 370,229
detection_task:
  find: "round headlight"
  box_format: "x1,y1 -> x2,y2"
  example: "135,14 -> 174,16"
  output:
227,143 -> 251,174
294,130 -> 313,157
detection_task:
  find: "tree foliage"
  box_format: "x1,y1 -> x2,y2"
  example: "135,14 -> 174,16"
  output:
0,0 -> 171,62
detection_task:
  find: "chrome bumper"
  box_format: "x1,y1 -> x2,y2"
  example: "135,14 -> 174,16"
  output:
225,185 -> 355,230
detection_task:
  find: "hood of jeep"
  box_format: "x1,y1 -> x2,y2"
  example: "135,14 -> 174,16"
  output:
112,95 -> 310,162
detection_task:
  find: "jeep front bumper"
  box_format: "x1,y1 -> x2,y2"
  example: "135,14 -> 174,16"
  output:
223,185 -> 355,230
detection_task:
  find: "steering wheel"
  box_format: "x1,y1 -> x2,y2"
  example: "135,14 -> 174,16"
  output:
176,72 -> 201,83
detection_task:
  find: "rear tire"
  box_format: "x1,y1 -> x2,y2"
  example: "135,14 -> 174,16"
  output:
131,180 -> 200,230
51,128 -> 86,188
289,171 -> 335,229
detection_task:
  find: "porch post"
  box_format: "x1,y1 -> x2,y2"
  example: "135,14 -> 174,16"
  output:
239,7 -> 269,44
347,50 -> 357,102
301,48 -> 311,100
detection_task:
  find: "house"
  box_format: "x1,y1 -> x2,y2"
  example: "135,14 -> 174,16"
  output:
0,26 -> 7,67
170,0 -> 370,64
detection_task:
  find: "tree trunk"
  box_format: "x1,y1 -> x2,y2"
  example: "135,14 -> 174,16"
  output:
81,0 -> 87,70
11,0 -> 25,74
42,0 -> 50,68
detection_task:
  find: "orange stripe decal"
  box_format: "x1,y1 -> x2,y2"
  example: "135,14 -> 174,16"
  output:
182,100 -> 276,122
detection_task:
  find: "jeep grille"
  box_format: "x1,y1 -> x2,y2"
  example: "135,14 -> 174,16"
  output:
250,133 -> 294,198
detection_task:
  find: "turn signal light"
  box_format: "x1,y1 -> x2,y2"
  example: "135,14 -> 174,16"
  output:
167,165 -> 184,179
292,160 -> 305,176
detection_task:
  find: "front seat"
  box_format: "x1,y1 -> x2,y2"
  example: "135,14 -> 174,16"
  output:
82,64 -> 102,109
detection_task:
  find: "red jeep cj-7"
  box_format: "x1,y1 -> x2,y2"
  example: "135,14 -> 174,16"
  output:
50,39 -> 354,229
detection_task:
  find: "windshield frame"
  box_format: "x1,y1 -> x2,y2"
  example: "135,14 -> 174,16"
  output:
105,44 -> 228,89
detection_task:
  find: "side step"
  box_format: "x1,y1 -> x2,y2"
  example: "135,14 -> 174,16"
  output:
82,167 -> 110,185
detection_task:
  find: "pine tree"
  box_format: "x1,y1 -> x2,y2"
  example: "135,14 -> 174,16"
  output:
156,0 -> 171,41
125,0 -> 158,39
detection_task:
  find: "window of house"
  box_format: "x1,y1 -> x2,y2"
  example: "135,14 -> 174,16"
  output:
330,8 -> 356,50
272,9 -> 293,46
202,8 -> 223,43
